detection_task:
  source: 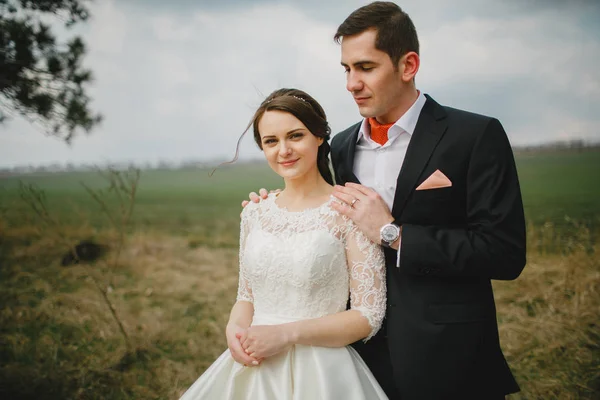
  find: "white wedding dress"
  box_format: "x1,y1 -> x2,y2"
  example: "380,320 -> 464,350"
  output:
180,194 -> 388,400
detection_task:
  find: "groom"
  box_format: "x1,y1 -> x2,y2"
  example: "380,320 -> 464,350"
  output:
328,2 -> 526,399
248,2 -> 526,399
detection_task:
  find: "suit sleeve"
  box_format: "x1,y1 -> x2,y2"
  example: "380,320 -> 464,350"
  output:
399,118 -> 526,280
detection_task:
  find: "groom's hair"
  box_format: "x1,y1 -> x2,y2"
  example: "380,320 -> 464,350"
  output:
334,2 -> 419,68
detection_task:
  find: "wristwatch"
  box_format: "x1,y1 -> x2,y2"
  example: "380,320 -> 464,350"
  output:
380,223 -> 401,248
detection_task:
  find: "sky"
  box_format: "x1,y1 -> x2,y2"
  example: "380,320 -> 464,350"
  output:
1,0 -> 599,168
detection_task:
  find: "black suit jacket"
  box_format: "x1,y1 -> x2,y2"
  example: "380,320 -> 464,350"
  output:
331,95 -> 526,399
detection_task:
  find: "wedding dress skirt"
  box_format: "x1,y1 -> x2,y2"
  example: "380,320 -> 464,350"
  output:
179,314 -> 388,400
180,195 -> 388,399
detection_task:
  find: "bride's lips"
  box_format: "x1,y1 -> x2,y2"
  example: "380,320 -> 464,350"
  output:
279,158 -> 299,167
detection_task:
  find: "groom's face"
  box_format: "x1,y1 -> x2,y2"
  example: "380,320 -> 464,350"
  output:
340,29 -> 406,124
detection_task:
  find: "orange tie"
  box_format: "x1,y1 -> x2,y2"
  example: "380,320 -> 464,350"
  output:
368,117 -> 394,146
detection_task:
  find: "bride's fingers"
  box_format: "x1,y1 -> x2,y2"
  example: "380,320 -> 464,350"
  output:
237,331 -> 248,343
229,342 -> 257,365
240,337 -> 250,349
228,334 -> 259,365
244,344 -> 255,354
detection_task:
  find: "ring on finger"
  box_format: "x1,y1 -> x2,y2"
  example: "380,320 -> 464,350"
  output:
350,198 -> 359,208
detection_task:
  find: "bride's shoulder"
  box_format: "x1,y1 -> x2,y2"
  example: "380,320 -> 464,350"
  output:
241,194 -> 274,219
325,196 -> 346,216
323,197 -> 355,228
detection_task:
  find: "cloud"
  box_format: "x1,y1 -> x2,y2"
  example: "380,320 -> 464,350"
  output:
87,0 -> 128,55
415,5 -> 600,144
1,0 -> 599,168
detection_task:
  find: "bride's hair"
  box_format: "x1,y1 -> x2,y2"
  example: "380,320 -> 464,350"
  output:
254,89 -> 333,185
219,89 -> 334,185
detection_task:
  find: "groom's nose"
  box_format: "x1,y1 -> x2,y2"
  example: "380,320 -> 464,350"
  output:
346,71 -> 363,93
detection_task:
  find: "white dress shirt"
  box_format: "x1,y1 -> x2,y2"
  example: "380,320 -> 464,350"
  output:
353,91 -> 427,266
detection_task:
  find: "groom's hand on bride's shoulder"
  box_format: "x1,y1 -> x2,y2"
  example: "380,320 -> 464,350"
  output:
241,188 -> 281,208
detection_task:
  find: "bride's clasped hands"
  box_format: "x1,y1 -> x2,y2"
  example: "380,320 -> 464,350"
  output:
225,322 -> 262,366
236,324 -> 293,361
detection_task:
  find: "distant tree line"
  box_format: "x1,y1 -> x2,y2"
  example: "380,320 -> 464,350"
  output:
1,141 -> 599,176
513,139 -> 598,154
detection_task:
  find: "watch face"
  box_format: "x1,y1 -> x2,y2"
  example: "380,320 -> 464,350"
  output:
382,225 -> 399,242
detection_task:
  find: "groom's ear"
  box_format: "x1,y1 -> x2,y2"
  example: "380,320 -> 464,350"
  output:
399,51 -> 420,83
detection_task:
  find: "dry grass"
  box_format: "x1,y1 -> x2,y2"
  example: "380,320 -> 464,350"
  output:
0,224 -> 240,399
496,227 -> 600,399
0,220 -> 598,399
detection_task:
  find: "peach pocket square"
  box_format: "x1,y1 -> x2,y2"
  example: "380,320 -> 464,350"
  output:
416,169 -> 452,190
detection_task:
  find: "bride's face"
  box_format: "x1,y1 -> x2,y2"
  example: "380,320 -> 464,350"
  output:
258,110 -> 323,181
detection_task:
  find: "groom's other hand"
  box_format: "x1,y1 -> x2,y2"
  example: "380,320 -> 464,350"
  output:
240,188 -> 268,215
332,183 -> 395,247
241,188 -> 280,208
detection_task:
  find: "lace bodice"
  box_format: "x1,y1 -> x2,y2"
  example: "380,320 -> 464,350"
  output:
236,194 -> 386,340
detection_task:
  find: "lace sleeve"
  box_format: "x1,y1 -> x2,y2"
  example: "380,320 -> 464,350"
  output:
236,206 -> 254,303
345,222 -> 386,342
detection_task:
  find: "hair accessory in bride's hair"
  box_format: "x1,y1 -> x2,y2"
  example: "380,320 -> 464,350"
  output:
264,95 -> 309,105
291,95 -> 308,103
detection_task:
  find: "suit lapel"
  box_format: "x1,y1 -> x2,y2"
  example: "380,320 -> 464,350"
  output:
391,95 -> 448,216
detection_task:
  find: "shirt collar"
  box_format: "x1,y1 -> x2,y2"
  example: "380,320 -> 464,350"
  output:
357,90 -> 427,144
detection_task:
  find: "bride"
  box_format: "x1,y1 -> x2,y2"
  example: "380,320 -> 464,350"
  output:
180,88 -> 388,399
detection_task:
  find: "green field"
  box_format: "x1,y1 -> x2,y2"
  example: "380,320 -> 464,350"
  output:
2,150 -> 599,231
516,150 -> 600,226
0,150 -> 599,399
